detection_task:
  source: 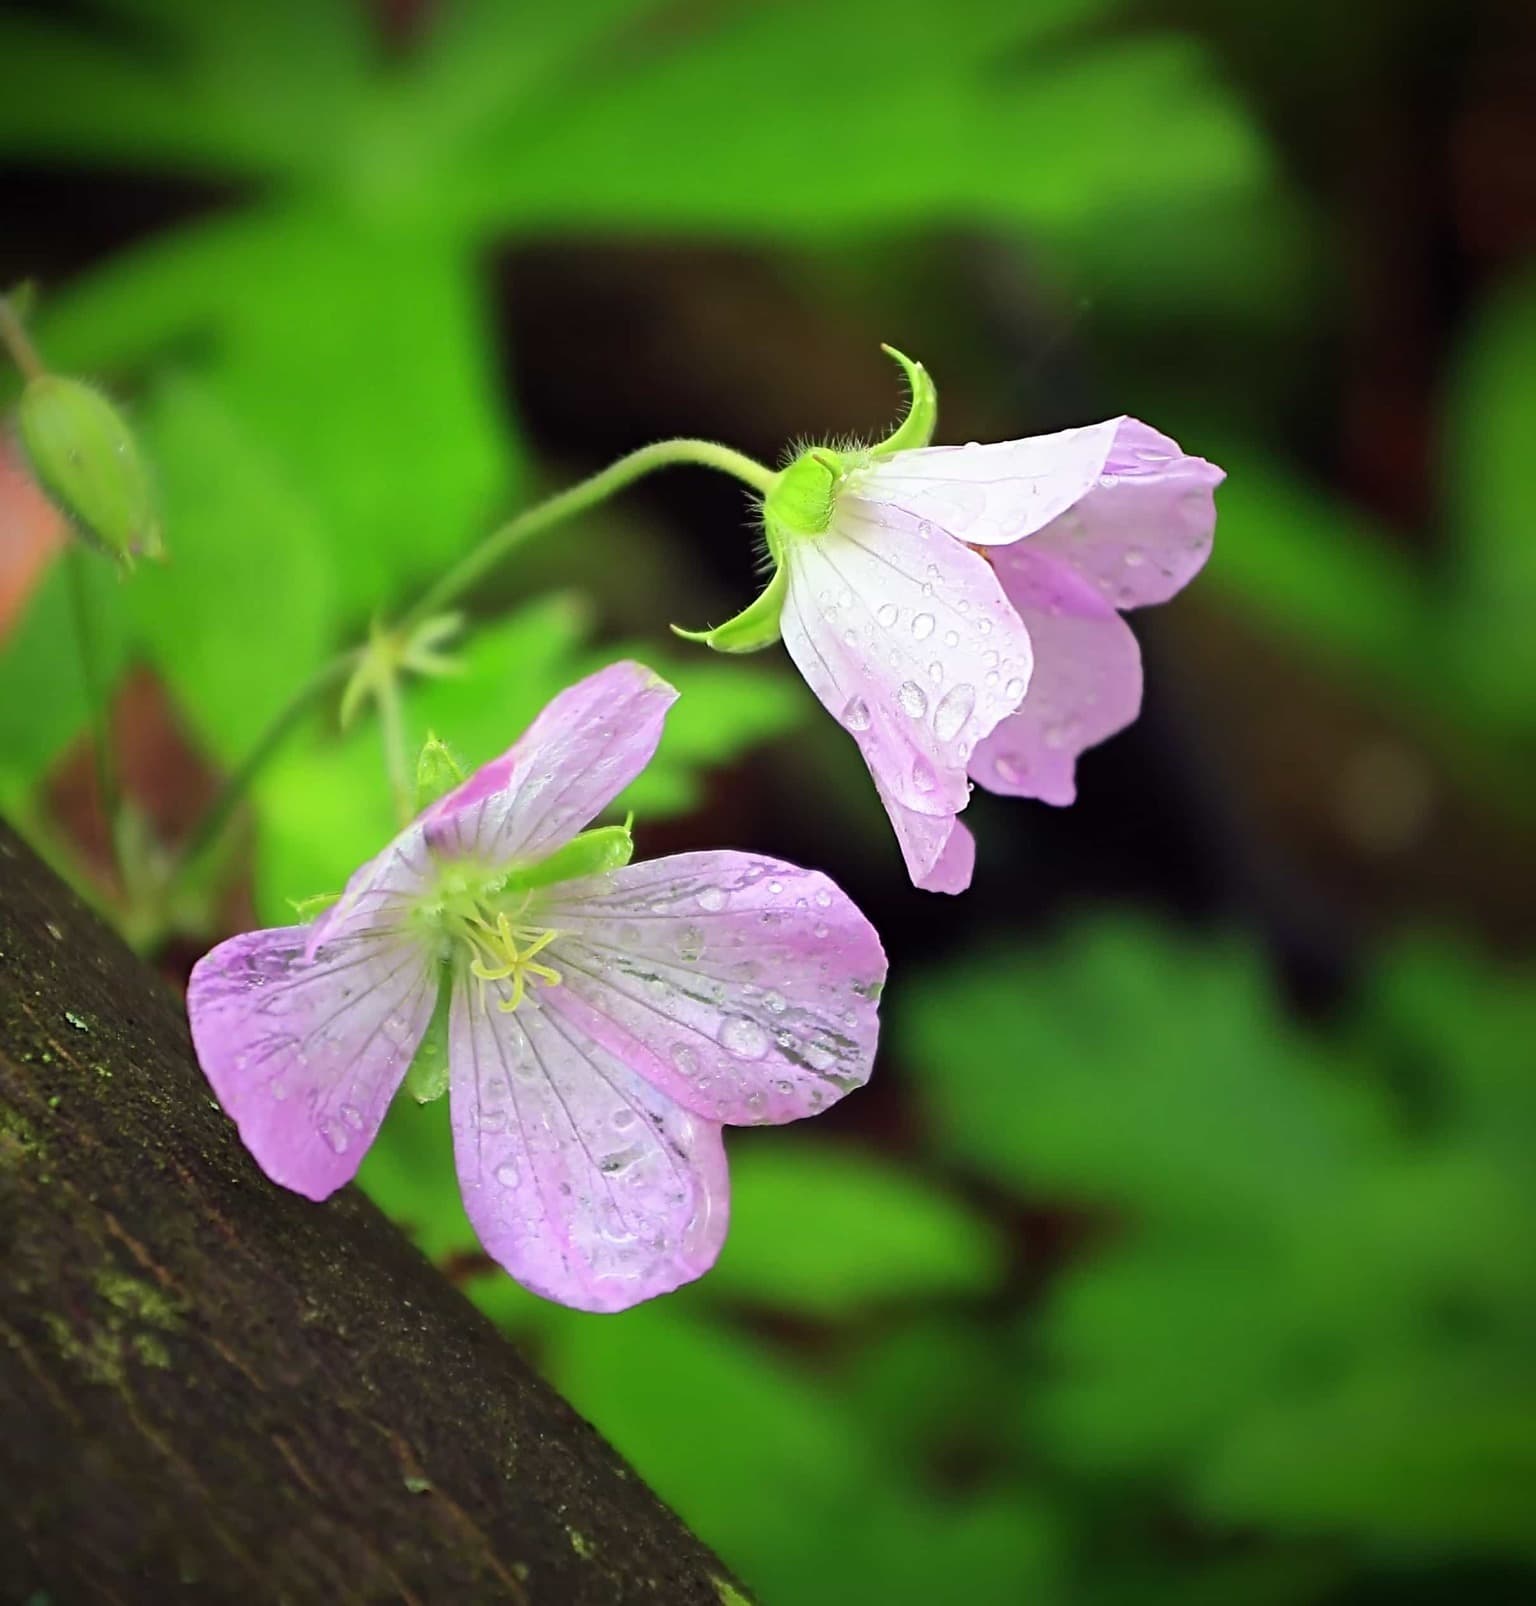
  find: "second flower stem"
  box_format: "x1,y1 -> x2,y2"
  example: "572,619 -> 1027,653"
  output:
170,436 -> 775,895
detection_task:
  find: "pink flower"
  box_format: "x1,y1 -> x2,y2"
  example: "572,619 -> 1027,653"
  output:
677,352 -> 1222,894
188,662 -> 886,1312
827,417 -> 1224,890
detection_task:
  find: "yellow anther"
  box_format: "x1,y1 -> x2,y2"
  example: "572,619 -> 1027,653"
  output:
456,901 -> 563,1014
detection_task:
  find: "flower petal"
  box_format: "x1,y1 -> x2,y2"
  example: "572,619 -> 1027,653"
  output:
855,419 -> 1123,546
304,822 -> 435,959
423,660 -> 677,866
780,515 -> 1032,818
532,852 -> 887,1126
188,925 -> 438,1200
970,545 -> 1144,806
870,776 -> 977,894
449,984 -> 729,1312
1025,419 -> 1222,608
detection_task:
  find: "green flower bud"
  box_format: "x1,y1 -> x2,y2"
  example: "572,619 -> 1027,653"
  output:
17,375 -> 162,566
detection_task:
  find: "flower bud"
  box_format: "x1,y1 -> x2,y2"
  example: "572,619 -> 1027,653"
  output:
16,374 -> 162,565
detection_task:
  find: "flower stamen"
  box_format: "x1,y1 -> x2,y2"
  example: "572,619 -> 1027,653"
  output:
460,906 -> 563,1014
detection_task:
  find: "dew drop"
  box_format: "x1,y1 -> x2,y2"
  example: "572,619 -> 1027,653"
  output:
775,1078 -> 793,1095
933,683 -> 977,743
765,990 -> 787,1014
340,1103 -> 364,1131
897,680 -> 928,718
1124,547 -> 1145,567
671,1043 -> 700,1077
842,696 -> 873,732
814,888 -> 833,908
697,884 -> 727,912
912,756 -> 937,793
927,660 -> 944,685
911,612 -> 935,641
720,1016 -> 770,1059
769,878 -> 784,894
613,1108 -> 638,1129
876,601 -> 899,629
1004,676 -> 1027,702
676,925 -> 705,962
944,630 -> 960,648
495,1161 -> 520,1187
983,649 -> 999,669
321,1121 -> 349,1156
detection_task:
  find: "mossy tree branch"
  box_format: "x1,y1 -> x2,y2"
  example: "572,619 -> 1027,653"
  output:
0,821 -> 751,1605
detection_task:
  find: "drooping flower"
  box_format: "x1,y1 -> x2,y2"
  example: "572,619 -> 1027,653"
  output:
677,349 -> 1223,893
187,662 -> 886,1312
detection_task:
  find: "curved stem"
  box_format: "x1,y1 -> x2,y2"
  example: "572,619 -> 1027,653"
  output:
169,437 -> 773,895
376,669 -> 412,826
404,438 -> 773,628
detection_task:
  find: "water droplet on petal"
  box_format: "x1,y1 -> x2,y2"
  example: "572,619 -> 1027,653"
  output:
1124,547 -> 1145,567
842,696 -> 873,732
676,925 -> 705,962
933,683 -> 977,743
697,884 -> 727,912
340,1103 -> 364,1131
495,1161 -> 520,1187
765,989 -> 787,1014
321,1121 -> 349,1155
897,680 -> 927,718
911,612 -> 935,640
720,1016 -> 769,1059
927,660 -> 944,685
1004,677 -> 1027,702
671,1043 -> 700,1077
912,756 -> 937,793
944,629 -> 960,648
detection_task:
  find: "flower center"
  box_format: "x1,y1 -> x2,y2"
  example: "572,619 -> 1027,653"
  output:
457,901 -> 563,1014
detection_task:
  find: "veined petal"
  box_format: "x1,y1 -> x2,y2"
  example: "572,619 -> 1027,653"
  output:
304,822 -> 436,959
1026,418 -> 1222,608
423,661 -> 676,868
970,547 -> 1143,806
780,515 -> 1032,817
854,419 -> 1123,546
188,925 -> 438,1200
448,983 -> 729,1313
534,853 -> 886,1127
870,776 -> 977,895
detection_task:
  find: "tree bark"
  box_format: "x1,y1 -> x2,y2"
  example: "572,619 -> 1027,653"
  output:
0,822 -> 751,1605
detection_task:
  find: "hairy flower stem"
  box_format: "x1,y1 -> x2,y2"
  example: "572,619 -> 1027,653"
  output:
168,438 -> 774,901
404,438 -> 774,628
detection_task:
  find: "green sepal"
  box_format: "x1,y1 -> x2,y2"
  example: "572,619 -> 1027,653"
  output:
671,560 -> 788,655
17,374 -> 162,565
403,971 -> 452,1104
871,344 -> 937,456
414,731 -> 466,811
506,817 -> 635,892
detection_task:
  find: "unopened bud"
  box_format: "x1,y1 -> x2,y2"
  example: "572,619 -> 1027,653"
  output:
17,375 -> 161,565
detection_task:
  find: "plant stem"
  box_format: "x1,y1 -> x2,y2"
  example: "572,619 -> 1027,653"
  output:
63,543 -> 120,864
169,438 -> 773,895
0,294 -> 45,381
403,438 -> 773,628
175,653 -> 356,877
376,668 -> 412,826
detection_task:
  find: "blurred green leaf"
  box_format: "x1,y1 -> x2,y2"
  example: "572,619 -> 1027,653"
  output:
129,373 -> 337,760
906,920 -> 1536,1562
701,1138 -> 1005,1316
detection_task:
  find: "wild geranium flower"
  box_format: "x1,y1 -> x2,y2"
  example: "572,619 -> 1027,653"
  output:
188,662 -> 886,1312
677,348 -> 1223,893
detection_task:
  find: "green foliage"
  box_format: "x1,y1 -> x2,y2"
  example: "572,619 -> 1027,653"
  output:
905,921 -> 1536,1563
